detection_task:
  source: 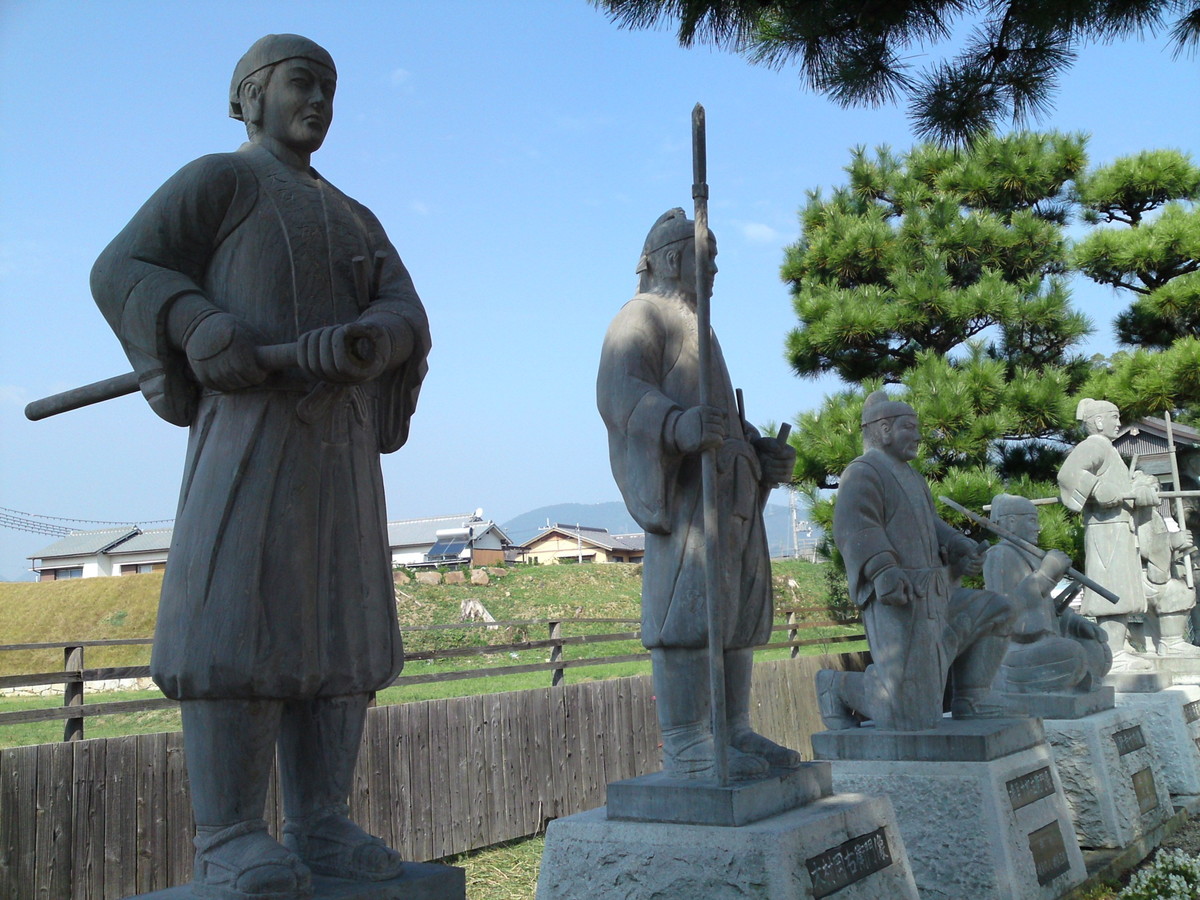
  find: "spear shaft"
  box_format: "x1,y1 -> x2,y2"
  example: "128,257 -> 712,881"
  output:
692,102 -> 729,786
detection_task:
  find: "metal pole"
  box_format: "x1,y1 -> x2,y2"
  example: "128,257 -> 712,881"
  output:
692,103 -> 728,785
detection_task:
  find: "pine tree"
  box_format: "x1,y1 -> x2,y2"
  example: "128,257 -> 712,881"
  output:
783,133 -> 1093,552
593,0 -> 1200,145
1074,150 -> 1200,418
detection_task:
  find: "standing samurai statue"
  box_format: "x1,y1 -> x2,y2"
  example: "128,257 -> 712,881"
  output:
597,208 -> 801,779
1058,399 -> 1161,671
90,35 -> 430,898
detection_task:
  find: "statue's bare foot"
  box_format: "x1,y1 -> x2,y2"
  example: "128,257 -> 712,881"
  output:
1159,639 -> 1200,659
193,820 -> 311,899
730,728 -> 803,768
284,808 -> 403,882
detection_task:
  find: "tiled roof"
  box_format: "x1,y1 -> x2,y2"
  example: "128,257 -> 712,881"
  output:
519,524 -> 645,552
28,527 -> 139,561
108,528 -> 174,554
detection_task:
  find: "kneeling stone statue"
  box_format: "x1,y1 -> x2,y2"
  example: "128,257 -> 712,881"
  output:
816,392 -> 1017,731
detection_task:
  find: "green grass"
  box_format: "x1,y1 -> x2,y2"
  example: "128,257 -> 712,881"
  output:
0,558 -> 853,750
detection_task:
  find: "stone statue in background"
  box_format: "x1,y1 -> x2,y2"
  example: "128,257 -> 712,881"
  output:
984,494 -> 1112,693
597,208 -> 801,779
90,35 -> 430,898
1136,501 -> 1200,658
816,392 -> 1016,731
1058,399 -> 1159,671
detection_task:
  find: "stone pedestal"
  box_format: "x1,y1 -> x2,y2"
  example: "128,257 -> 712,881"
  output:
998,686 -> 1113,720
811,718 -> 1086,900
1043,707 -> 1172,848
126,863 -> 467,900
536,794 -> 919,900
606,762 -> 831,826
1105,671 -> 1172,693
1115,684 -> 1200,798
1151,656 -> 1200,685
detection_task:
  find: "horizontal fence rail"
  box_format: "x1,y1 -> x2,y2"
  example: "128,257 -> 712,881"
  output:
0,609 -> 864,742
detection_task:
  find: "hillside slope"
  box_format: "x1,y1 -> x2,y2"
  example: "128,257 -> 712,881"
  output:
0,559 -> 830,676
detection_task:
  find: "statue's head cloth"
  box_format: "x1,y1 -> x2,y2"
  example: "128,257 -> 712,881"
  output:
1075,397 -> 1118,422
990,493 -> 1034,522
636,208 -> 694,274
229,34 -> 336,120
861,390 -> 916,426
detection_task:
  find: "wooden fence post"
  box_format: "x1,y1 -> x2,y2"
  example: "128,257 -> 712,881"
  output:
549,621 -> 564,686
63,644 -> 83,742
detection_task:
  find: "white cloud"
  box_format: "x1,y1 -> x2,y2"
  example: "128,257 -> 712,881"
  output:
409,200 -> 430,216
738,222 -> 781,244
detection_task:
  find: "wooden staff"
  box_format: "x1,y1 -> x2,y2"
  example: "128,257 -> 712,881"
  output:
692,102 -> 729,785
938,494 -> 1120,604
25,335 -> 375,421
1164,411 -> 1194,588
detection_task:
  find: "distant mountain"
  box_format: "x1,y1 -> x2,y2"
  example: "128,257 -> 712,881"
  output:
502,498 -> 820,559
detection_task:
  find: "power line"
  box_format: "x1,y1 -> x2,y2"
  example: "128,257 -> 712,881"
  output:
0,506 -> 173,537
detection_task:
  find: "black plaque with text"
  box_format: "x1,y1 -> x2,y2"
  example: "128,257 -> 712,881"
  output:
1184,699 -> 1200,723
1113,725 -> 1146,756
1028,821 -> 1071,886
1007,766 -> 1055,811
1132,767 -> 1159,815
806,827 -> 893,899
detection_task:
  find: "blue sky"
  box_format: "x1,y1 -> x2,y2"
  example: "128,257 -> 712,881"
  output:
1,1 -> 1197,580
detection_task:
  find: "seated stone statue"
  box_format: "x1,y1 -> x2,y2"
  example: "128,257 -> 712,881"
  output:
816,392 -> 1016,731
1136,500 -> 1200,659
984,494 -> 1112,693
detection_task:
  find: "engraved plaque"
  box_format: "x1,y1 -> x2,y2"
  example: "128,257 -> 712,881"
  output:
1007,766 -> 1055,811
1184,699 -> 1200,723
1028,821 -> 1071,886
1113,725 -> 1146,756
1132,767 -> 1159,815
806,827 -> 893,899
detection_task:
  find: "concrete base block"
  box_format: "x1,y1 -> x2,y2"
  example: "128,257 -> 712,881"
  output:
1106,671 -> 1172,693
810,716 -> 1043,763
126,863 -> 466,900
824,745 -> 1086,900
1152,656 -> 1200,685
1115,684 -> 1200,796
1000,686 -> 1114,720
535,794 -> 919,900
1044,707 -> 1172,848
606,762 -> 832,826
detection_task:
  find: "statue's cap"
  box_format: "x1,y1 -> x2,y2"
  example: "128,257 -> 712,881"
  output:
636,208 -> 694,273
861,390 -> 916,425
229,34 -> 335,120
1075,397 -> 1117,421
990,493 -> 1034,521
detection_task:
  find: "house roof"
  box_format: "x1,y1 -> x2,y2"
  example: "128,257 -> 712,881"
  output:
1117,416 -> 1200,450
386,513 -> 509,549
28,526 -> 140,561
108,528 -> 174,555
519,524 -> 645,553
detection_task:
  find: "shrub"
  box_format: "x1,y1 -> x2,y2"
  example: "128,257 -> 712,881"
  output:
1119,849 -> 1200,899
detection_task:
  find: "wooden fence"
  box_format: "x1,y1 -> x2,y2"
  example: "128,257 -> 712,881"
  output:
0,651 -> 868,900
0,609 -> 862,741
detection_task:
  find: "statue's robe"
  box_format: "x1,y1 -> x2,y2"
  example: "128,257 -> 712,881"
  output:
91,143 -> 430,700
597,292 -> 772,649
984,541 -> 1110,692
833,448 -> 1012,729
1058,435 -> 1145,615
